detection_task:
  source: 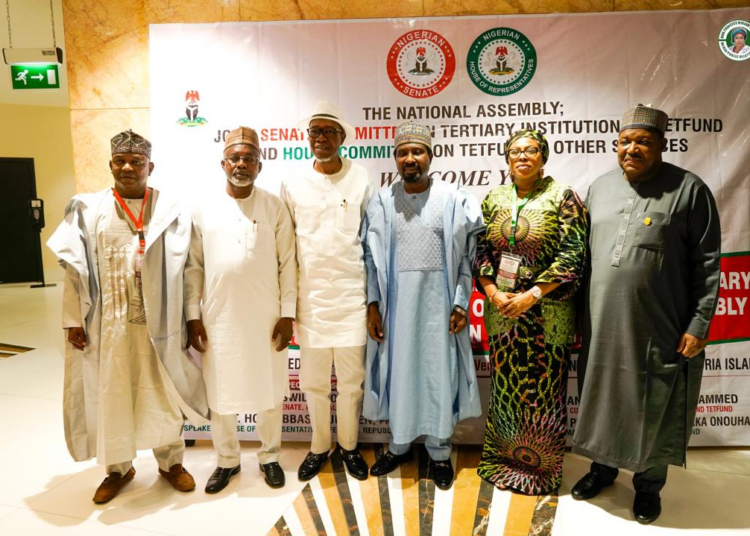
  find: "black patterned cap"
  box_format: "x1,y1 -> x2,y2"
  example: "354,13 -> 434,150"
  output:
620,104 -> 669,136
111,129 -> 152,158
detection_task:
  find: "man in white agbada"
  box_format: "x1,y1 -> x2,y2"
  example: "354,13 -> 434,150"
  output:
280,101 -> 372,481
47,130 -> 209,504
185,126 -> 297,493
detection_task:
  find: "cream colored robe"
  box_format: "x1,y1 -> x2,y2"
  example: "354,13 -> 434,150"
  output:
48,188 -> 209,463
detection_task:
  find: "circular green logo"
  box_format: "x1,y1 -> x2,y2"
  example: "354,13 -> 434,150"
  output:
467,28 -> 537,96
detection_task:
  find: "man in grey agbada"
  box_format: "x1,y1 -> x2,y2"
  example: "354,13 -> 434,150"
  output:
47,130 -> 209,504
572,105 -> 721,524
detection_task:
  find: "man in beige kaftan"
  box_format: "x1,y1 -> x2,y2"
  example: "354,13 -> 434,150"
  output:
185,127 -> 297,492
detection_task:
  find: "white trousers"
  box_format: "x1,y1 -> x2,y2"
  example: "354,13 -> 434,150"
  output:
299,345 -> 365,454
211,405 -> 282,468
106,436 -> 184,475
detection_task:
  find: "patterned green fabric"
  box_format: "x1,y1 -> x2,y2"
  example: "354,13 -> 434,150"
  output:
474,176 -> 588,495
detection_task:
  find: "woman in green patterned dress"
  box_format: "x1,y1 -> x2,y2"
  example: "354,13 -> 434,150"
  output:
474,130 -> 588,495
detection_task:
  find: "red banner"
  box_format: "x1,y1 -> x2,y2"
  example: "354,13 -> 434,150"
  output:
708,252 -> 750,344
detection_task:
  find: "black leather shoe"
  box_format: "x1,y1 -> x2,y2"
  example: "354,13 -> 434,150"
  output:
430,458 -> 454,490
571,472 -> 614,501
204,465 -> 240,494
633,492 -> 661,524
259,462 -> 285,488
298,451 -> 329,481
338,447 -> 368,480
370,450 -> 413,476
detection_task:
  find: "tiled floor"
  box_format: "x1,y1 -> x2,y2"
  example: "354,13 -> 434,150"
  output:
1,283 -> 749,535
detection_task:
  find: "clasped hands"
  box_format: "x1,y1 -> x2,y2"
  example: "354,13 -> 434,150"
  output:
367,302 -> 467,343
186,318 -> 294,353
490,289 -> 536,319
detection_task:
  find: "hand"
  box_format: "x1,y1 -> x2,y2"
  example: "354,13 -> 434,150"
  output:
489,290 -> 517,311
186,319 -> 208,353
68,327 -> 87,350
498,291 -> 537,319
677,333 -> 707,358
272,317 -> 294,352
449,309 -> 467,334
367,303 -> 384,343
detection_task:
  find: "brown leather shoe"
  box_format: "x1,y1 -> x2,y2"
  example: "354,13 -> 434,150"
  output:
93,467 -> 135,504
158,463 -> 196,491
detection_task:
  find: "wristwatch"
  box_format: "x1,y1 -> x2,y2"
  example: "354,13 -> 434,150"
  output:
530,286 -> 543,301
453,305 -> 468,317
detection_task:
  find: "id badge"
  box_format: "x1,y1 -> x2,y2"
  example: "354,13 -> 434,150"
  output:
134,254 -> 143,289
496,252 -> 523,290
128,254 -> 147,325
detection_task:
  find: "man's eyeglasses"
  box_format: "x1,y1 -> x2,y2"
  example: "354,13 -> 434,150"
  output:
508,147 -> 541,159
226,155 -> 260,165
307,128 -> 344,139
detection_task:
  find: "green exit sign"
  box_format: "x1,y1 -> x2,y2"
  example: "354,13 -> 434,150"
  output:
10,64 -> 60,90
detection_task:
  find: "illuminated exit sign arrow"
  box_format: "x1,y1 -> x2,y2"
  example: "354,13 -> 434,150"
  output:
10,64 -> 60,90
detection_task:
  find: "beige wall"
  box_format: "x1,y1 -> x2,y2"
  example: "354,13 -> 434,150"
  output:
62,0 -> 748,194
0,103 -> 76,280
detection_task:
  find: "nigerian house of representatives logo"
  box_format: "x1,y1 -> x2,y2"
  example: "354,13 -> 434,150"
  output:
467,28 -> 537,96
387,30 -> 456,99
177,90 -> 207,127
718,20 -> 750,62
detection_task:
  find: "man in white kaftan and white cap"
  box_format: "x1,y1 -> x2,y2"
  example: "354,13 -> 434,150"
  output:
280,101 -> 373,481
185,126 -> 297,493
47,130 -> 209,504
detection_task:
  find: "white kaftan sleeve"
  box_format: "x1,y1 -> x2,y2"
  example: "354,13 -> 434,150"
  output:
276,200 -> 298,319
62,264 -> 83,329
183,218 -> 205,322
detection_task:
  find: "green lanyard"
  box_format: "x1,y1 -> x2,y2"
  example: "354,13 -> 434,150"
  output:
510,184 -> 532,248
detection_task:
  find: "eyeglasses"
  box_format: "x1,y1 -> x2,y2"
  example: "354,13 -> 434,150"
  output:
508,147 -> 541,159
307,128 -> 343,138
226,155 -> 260,165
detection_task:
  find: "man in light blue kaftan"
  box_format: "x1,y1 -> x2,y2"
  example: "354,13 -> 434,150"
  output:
362,122 -> 484,489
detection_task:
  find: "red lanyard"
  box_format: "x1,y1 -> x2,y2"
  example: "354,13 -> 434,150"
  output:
113,187 -> 149,255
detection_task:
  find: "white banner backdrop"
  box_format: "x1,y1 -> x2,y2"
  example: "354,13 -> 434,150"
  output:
150,9 -> 750,446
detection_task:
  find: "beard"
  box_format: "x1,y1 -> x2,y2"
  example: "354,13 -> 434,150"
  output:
401,166 -> 423,182
314,155 -> 335,164
228,174 -> 253,187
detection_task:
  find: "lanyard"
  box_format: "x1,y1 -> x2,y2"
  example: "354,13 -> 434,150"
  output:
113,187 -> 149,256
509,184 -> 532,248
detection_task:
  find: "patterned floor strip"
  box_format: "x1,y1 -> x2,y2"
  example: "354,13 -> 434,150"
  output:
374,444 -> 395,536
503,494 -> 538,535
0,343 -> 34,358
301,484 -> 327,535
450,447 -> 483,535
317,456 -> 351,535
360,445 -> 388,536
274,445 -> 559,535
528,493 -> 558,536
0,343 -> 34,353
400,445 -> 420,534
329,450 -> 361,535
416,447 -> 436,536
472,480 -> 495,535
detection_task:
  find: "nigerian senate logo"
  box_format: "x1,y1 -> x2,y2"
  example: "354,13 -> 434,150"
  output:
387,30 -> 456,99
467,28 -> 537,96
177,90 -> 207,127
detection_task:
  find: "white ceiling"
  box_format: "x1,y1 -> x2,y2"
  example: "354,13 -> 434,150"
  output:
0,0 -> 68,108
